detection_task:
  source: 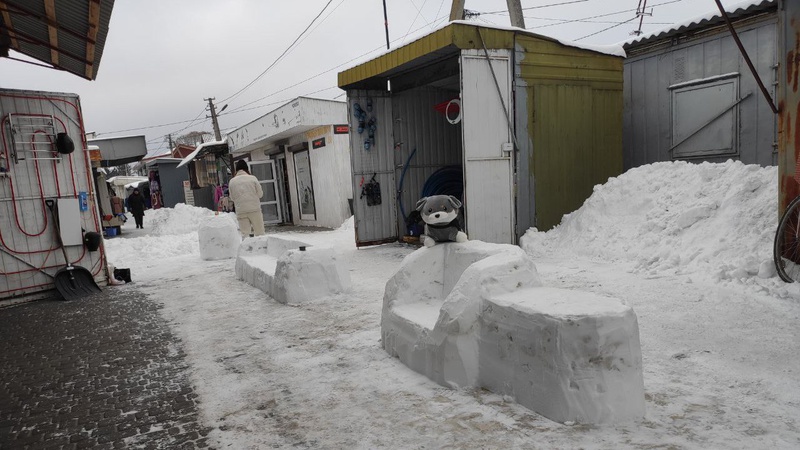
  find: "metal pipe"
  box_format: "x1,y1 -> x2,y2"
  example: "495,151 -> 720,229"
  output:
714,0 -> 778,114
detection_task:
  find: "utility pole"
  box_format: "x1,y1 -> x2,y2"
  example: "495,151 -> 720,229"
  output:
167,134 -> 174,152
449,0 -> 465,21
382,0 -> 390,49
205,97 -> 222,141
632,0 -> 650,36
506,0 -> 525,28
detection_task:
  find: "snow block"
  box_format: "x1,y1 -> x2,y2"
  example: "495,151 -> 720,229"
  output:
482,288 -> 645,424
235,235 -> 350,304
381,240 -> 644,424
273,247 -> 351,304
198,215 -> 240,260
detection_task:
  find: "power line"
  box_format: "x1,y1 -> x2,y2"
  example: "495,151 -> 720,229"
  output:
292,0 -> 348,51
227,13 -> 451,115
401,0 -> 430,45
100,11 -> 455,143
432,0 -> 447,30
574,15 -> 638,40
97,114 -> 206,137
522,15 -> 671,25
219,86 -> 342,117
219,0 -> 335,106
483,0 -> 589,15
524,0 -> 685,31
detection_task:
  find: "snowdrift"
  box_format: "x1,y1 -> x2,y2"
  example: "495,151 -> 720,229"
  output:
521,160 -> 777,281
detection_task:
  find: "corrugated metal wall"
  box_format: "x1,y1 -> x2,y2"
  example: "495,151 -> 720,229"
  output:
157,162 -> 190,208
515,35 -> 624,232
347,90 -> 398,245
623,16 -> 778,169
0,89 -> 107,300
392,86 -> 462,234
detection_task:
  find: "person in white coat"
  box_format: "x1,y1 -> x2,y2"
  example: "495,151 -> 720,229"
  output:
228,159 -> 265,238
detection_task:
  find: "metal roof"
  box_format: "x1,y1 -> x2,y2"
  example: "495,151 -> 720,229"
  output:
624,0 -> 776,49
338,22 -> 623,90
0,0 -> 116,80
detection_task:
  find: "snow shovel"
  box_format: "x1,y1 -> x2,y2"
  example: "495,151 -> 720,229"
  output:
45,199 -> 102,300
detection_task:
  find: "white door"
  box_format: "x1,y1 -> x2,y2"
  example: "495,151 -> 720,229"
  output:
249,160 -> 282,224
460,49 -> 515,244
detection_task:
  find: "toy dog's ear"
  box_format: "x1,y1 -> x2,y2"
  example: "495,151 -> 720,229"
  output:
416,197 -> 428,212
447,196 -> 462,209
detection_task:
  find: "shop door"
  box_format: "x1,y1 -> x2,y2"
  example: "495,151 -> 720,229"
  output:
348,90 -> 397,247
460,49 -> 515,244
249,160 -> 282,224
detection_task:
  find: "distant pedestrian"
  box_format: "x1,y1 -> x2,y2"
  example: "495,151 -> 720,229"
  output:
127,188 -> 147,229
227,160 -> 265,238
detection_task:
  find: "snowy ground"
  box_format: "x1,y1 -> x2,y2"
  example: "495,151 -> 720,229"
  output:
104,160 -> 800,449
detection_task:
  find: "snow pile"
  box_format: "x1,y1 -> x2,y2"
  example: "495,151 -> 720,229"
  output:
521,160 -> 777,281
145,203 -> 235,236
104,233 -> 199,271
337,215 -> 354,231
198,215 -> 240,260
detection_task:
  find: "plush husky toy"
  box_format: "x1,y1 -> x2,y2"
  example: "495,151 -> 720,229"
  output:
416,195 -> 468,247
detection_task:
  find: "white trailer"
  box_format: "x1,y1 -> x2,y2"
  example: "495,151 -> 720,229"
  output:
0,88 -> 109,302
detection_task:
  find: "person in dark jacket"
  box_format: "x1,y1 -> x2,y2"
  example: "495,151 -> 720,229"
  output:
127,188 -> 147,229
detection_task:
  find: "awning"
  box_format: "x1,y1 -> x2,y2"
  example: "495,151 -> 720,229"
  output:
177,140 -> 228,168
87,135 -> 147,167
0,0 -> 116,80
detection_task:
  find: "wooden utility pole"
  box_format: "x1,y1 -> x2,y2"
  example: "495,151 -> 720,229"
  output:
449,0 -> 465,21
450,0 -> 525,27
506,0 -> 525,28
205,97 -> 222,141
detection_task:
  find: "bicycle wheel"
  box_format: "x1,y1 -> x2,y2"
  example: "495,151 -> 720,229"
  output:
774,195 -> 800,282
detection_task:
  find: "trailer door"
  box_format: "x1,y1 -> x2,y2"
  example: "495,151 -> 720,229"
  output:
460,49 -> 515,244
348,90 -> 397,247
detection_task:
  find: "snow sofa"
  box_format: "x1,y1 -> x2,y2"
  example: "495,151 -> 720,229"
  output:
235,235 -> 351,304
381,241 -> 645,424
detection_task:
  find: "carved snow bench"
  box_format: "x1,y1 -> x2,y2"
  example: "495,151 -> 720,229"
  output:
381,241 -> 644,424
235,235 -> 351,304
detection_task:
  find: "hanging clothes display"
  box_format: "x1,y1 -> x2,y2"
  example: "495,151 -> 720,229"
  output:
149,170 -> 163,209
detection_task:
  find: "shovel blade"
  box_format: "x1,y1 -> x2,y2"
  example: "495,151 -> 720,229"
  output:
54,266 -> 102,300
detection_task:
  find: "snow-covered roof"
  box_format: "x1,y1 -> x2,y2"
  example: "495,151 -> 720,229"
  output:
624,0 -> 776,48
177,139 -> 228,168
449,20 -> 626,58
124,179 -> 148,189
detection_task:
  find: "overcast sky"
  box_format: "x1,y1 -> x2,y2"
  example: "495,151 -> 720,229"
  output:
0,0 -> 753,155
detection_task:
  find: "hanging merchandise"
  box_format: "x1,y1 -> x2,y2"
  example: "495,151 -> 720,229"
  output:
434,98 -> 462,125
353,102 -> 367,133
365,117 -> 377,150
354,99 -> 377,150
360,173 -> 382,206
149,170 -> 163,209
